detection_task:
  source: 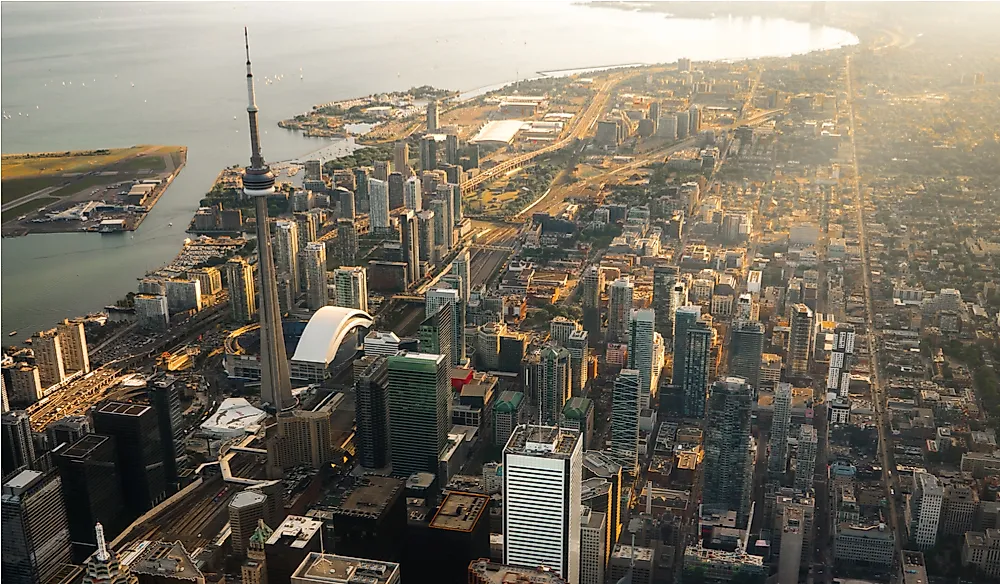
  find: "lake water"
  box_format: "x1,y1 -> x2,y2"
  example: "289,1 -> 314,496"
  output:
0,1 -> 857,340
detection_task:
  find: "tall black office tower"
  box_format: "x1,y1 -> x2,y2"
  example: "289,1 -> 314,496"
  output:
148,377 -> 183,490
652,265 -> 679,338
52,434 -> 126,562
703,378 -> 754,524
728,320 -> 765,391
355,356 -> 391,469
91,402 -> 167,516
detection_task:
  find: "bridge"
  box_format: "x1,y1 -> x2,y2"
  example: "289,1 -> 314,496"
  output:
469,244 -> 515,252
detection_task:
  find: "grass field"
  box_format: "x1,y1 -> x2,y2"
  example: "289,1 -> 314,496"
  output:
1,145 -> 182,205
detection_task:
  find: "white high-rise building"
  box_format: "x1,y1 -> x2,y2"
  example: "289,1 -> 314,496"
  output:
611,369 -> 641,473
368,178 -> 390,235
404,176 -> 422,211
607,277 -> 635,343
627,309 -> 657,410
579,508 -> 607,584
769,382 -> 792,475
332,267 -> 369,313
451,248 -> 471,302
911,472 -> 944,549
827,324 -> 856,398
55,319 -> 89,375
794,424 -> 818,491
274,220 -> 301,297
503,425 -> 582,583
300,242 -> 328,311
550,317 -> 582,348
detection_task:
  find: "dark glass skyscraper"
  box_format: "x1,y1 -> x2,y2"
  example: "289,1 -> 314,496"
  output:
703,377 -> 754,524
91,401 -> 167,516
355,356 -> 391,470
418,305 -> 455,368
52,434 -> 126,562
652,265 -> 679,338
728,320 -> 764,391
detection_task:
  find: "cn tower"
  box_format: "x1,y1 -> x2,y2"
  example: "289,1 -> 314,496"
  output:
241,28 -> 293,411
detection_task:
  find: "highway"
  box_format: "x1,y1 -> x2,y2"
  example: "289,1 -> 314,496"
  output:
460,75 -> 620,197
845,53 -> 904,562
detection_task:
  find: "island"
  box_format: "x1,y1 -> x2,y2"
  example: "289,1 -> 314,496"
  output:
1,145 -> 187,236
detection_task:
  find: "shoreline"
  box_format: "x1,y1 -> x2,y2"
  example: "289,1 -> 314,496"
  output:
4,12 -> 878,344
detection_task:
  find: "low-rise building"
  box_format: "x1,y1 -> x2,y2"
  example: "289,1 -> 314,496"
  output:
962,529 -> 1000,579
834,522 -> 895,567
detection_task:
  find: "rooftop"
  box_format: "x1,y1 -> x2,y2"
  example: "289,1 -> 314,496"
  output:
505,425 -> 580,459
333,476 -> 402,519
123,541 -> 203,582
56,434 -> 111,459
267,515 -> 323,549
467,560 -> 567,584
611,544 -> 654,562
429,491 -> 489,532
291,552 -> 400,584
95,401 -> 150,417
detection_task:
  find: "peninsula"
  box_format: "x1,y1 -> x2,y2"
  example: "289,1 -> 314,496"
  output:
1,145 -> 187,236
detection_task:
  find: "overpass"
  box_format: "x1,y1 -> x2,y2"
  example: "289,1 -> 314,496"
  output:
316,214 -> 370,243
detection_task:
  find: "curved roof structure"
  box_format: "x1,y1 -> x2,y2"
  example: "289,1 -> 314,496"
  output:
291,306 -> 373,366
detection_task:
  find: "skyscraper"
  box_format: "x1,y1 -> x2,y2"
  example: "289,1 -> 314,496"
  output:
388,171 -> 404,210
503,425 -> 582,583
355,356 -> 391,469
795,424 -> 818,492
226,257 -> 257,324
451,248 -> 471,302
369,178 -> 390,236
611,369 -> 641,473
2,410 -> 36,479
240,30 -> 292,411
674,306 -> 712,418
387,352 -> 449,477
425,288 -> 464,365
91,402 -> 167,516
582,265 -> 604,344
537,345 -> 571,425
652,265 -> 678,337
426,100 -> 439,132
273,220 -> 301,298
300,242 -> 327,311
230,490 -> 268,557
668,281 -> 689,337
628,308 -> 657,409
549,317 -> 580,348
416,210 -> 436,265
607,277 -> 635,343
567,329 -> 589,395
580,508 -> 607,584
336,185 -> 356,219
418,305 -> 455,368
447,182 -> 463,224
703,377 -> 754,523
332,266 -> 369,312
729,320 -> 765,391
827,324 -> 856,397
394,142 -> 409,177
429,199 -> 451,259
353,168 -> 369,213
404,176 -> 422,211
769,382 -> 792,475
52,434 -> 126,561
1,470 -> 72,584
336,218 -> 358,265
788,304 -> 815,378
32,329 -> 65,389
399,209 -> 421,286
55,319 -> 90,376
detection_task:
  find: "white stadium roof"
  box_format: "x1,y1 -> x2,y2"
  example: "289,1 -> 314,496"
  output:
469,120 -> 526,145
291,306 -> 374,365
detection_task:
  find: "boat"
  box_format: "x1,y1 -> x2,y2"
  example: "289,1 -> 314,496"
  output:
168,222 -> 173,226
8,331 -> 16,337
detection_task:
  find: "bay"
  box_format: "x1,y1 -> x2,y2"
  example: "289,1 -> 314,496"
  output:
0,1 -> 857,340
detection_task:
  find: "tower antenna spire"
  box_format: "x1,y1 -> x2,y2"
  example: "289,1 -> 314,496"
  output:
245,26 -> 250,63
